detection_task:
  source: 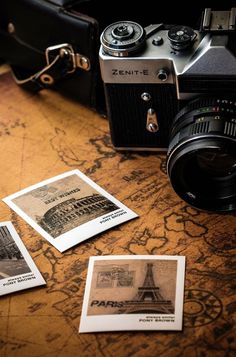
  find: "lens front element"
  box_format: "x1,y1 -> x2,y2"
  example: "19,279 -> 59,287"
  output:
196,150 -> 236,178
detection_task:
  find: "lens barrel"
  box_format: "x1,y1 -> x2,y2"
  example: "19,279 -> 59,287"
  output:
167,98 -> 236,212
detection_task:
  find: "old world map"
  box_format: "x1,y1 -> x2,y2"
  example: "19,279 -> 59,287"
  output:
0,72 -> 235,356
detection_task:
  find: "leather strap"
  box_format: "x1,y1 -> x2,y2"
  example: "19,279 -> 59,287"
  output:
11,43 -> 91,92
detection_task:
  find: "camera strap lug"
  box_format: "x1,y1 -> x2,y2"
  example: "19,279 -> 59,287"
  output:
11,43 -> 91,92
146,108 -> 159,133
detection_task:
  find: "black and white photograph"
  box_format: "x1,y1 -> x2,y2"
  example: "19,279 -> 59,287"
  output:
79,255 -> 186,332
0,221 -> 46,296
3,170 -> 138,252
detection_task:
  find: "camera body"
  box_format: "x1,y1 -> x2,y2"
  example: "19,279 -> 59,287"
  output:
99,8 -> 236,212
99,8 -> 236,150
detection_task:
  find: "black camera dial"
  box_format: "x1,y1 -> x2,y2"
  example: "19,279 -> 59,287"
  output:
168,25 -> 196,51
101,21 -> 146,57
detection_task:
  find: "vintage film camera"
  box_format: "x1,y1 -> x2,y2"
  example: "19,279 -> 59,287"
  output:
99,8 -> 236,212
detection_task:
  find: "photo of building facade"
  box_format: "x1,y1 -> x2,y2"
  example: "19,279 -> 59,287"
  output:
88,260 -> 176,316
117,263 -> 175,314
0,226 -> 31,280
0,226 -> 22,260
38,193 -> 119,238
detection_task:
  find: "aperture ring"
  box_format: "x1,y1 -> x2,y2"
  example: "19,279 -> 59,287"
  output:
168,117 -> 236,155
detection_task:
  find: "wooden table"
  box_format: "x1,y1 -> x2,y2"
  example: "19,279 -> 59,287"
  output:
0,70 -> 235,357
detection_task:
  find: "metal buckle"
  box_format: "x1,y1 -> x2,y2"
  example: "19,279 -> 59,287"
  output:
45,43 -> 90,72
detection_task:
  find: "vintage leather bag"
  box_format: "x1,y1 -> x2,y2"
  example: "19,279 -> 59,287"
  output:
0,0 -> 106,111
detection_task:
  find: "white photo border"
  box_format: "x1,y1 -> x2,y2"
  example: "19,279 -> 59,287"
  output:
79,255 -> 186,332
3,170 -> 138,252
0,221 -> 46,296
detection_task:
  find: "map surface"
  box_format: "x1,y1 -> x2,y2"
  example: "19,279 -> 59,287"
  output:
0,72 -> 235,356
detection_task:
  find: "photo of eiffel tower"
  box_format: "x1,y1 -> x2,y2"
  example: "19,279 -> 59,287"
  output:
117,263 -> 174,314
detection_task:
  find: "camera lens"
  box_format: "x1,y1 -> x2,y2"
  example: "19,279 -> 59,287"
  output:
167,98 -> 236,212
